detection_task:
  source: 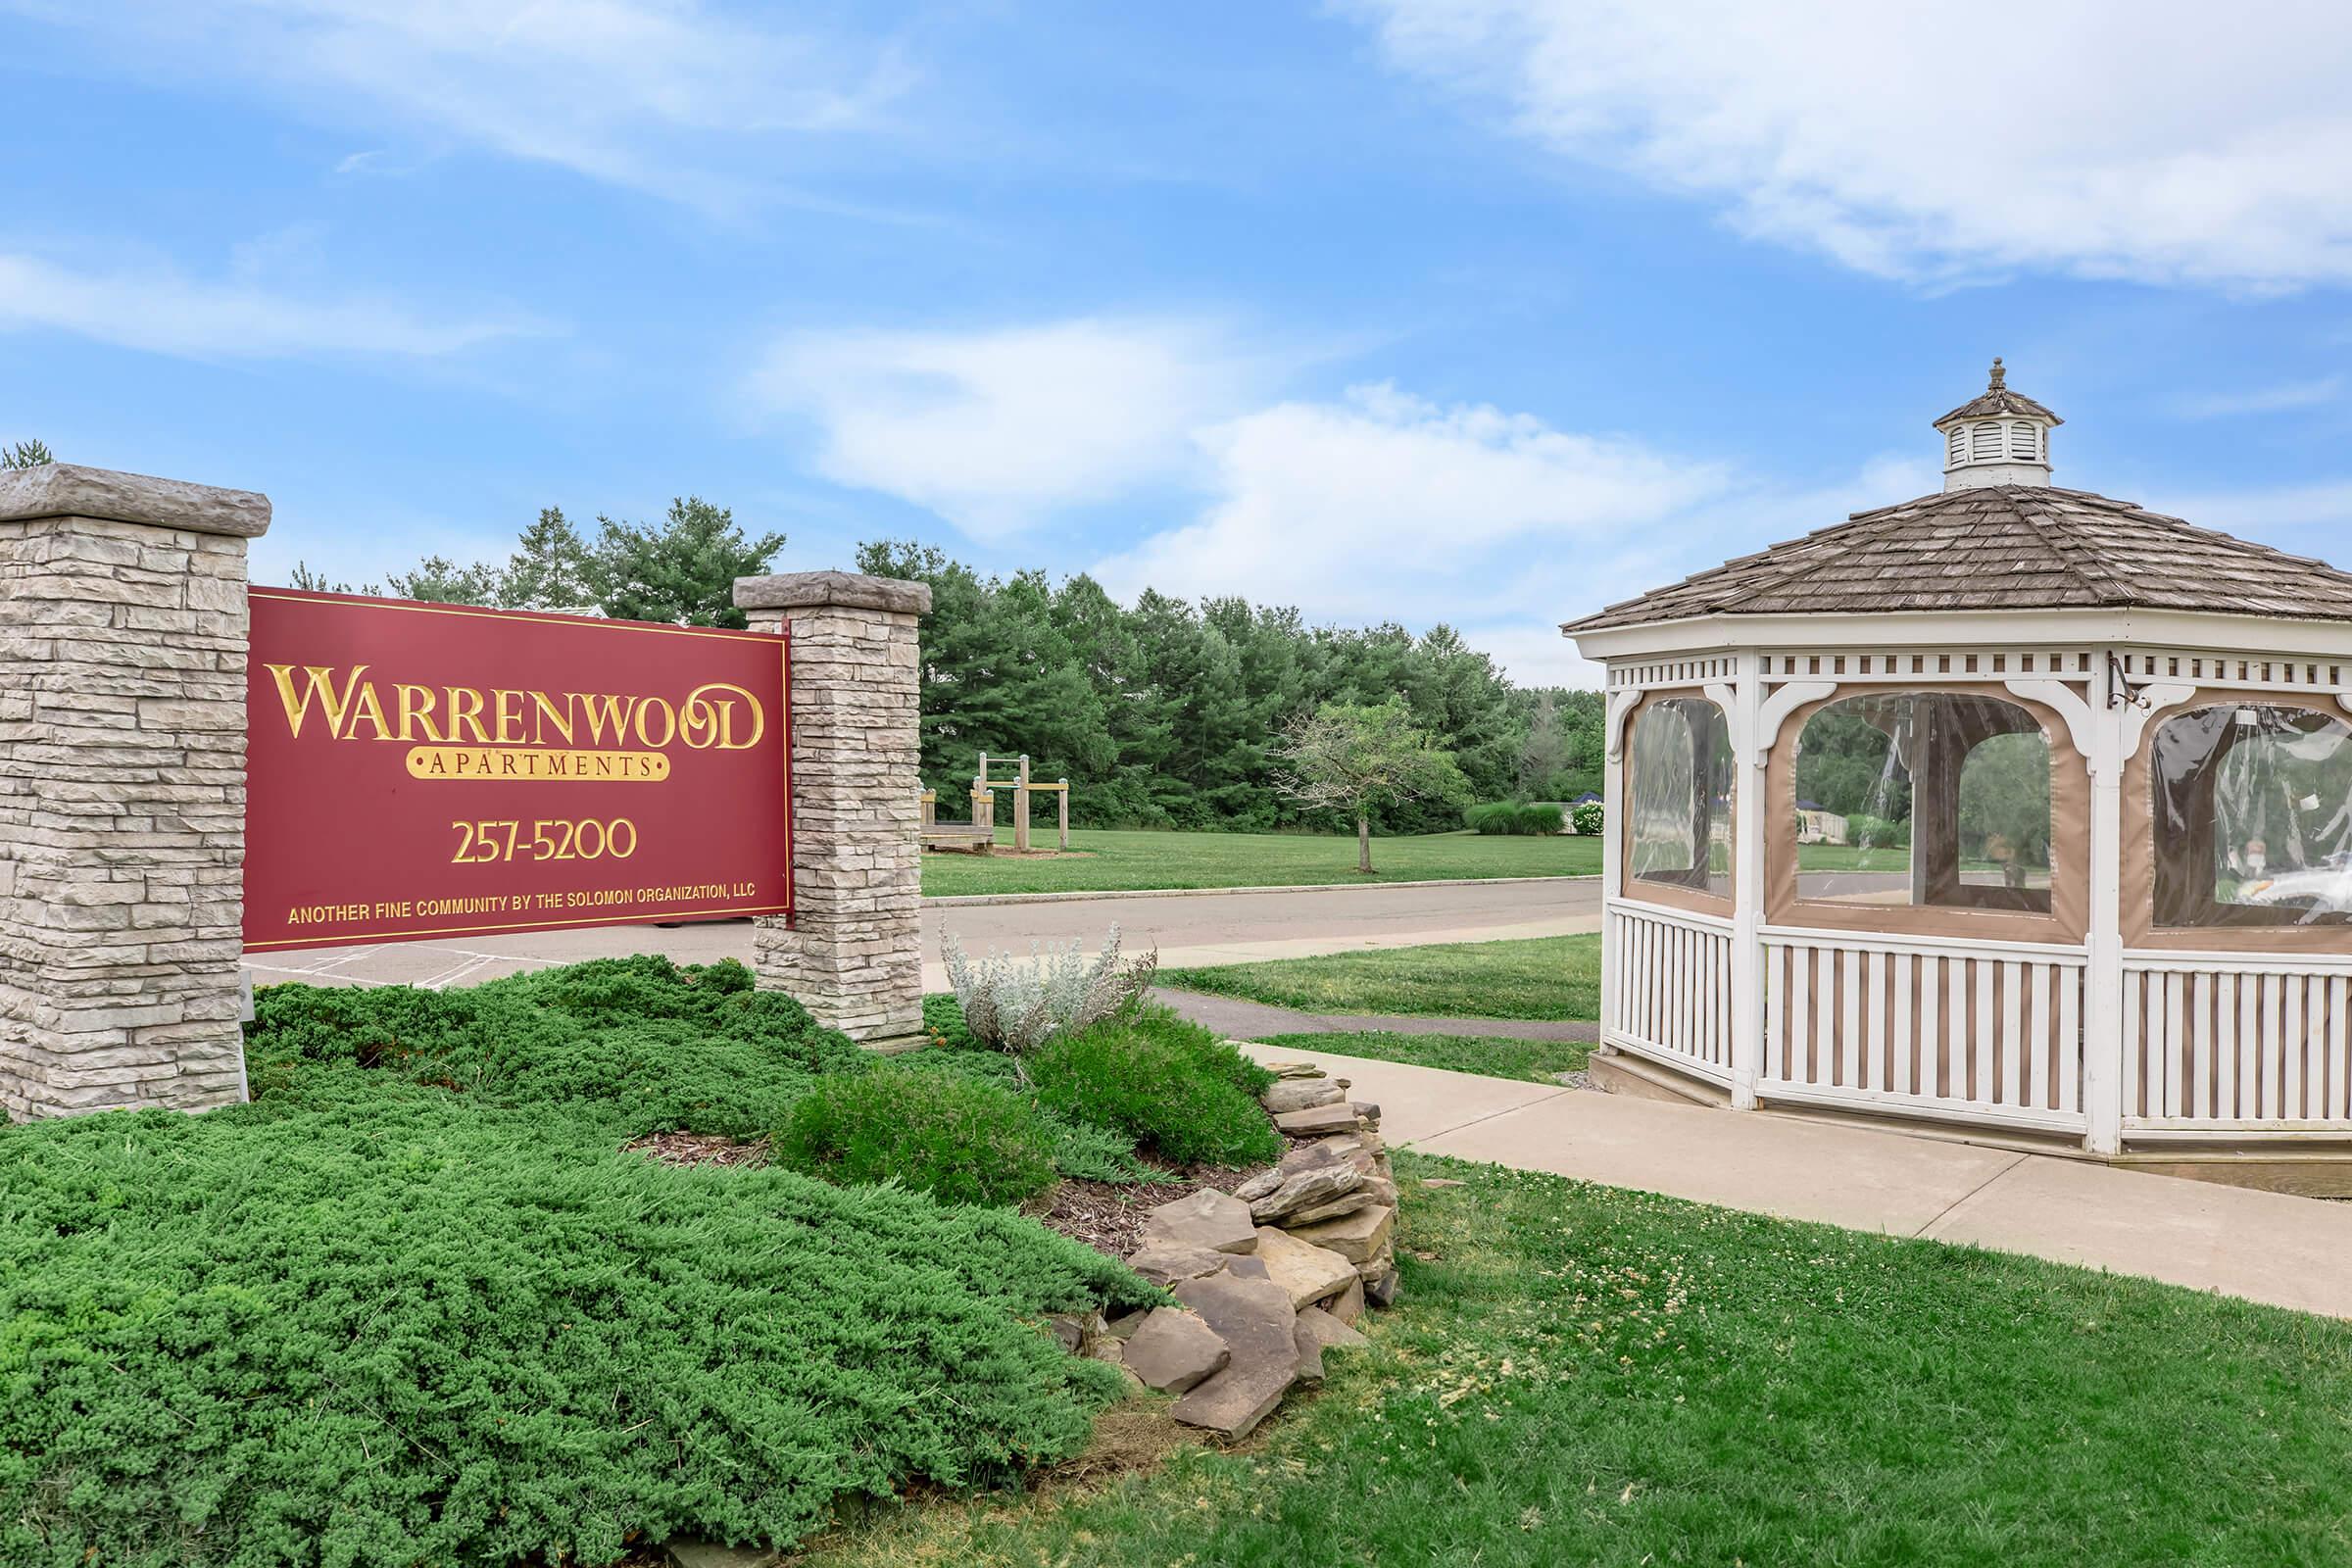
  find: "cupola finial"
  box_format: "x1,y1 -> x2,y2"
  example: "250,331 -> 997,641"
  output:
1933,358 -> 2060,492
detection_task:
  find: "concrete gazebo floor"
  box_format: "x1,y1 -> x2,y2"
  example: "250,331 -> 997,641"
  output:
1240,1043 -> 2352,1320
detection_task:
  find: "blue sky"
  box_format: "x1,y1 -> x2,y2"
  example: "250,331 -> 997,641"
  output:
6,1 -> 2351,684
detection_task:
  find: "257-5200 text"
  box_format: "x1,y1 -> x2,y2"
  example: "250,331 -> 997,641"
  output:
450,818 -> 639,863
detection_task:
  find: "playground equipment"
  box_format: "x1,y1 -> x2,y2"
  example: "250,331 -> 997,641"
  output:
917,754 -> 1069,854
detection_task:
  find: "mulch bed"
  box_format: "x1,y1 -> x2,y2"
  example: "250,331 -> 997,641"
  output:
623,1136 -> 1274,1263
1029,1158 -> 1270,1258
623,1130 -> 770,1168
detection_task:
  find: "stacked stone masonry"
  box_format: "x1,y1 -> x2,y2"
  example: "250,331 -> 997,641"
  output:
1098,1063 -> 1394,1440
734,570 -> 932,1049
0,465 -> 270,1120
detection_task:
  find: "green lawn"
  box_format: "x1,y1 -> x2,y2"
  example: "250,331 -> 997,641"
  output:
921,826 -> 1601,897
1161,934 -> 1602,1022
807,1154 -> 2352,1568
1259,1029 -> 1591,1083
1796,842 -> 1911,871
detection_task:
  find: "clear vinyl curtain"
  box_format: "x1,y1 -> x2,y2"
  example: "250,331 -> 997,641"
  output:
2152,704 -> 2352,928
1629,697 -> 1734,899
1791,692 -> 2053,914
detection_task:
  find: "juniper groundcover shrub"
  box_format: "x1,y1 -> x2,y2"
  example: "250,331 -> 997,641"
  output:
0,956 -> 1155,1568
1031,1005 -> 1281,1167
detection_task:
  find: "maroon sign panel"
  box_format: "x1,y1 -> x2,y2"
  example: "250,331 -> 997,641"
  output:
244,589 -> 790,952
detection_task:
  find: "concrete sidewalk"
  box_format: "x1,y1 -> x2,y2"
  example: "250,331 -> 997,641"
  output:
244,883 -> 1602,994
1240,1042 -> 2352,1320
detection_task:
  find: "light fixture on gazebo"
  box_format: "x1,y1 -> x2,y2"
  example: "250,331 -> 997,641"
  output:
1566,362 -> 2352,1192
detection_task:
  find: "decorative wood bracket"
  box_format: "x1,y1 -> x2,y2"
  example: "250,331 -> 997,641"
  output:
2117,681 -> 2195,764
1749,680 -> 1834,766
2003,677 -> 2102,778
1701,679 -> 1741,768
1603,686 -> 1642,762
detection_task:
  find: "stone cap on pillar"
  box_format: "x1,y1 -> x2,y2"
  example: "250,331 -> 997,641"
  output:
0,463 -> 271,537
733,568 -> 932,615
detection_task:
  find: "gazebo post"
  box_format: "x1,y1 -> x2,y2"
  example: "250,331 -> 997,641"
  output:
2082,653 -> 2128,1155
1599,694 -> 1628,1049
1728,653 -> 1767,1110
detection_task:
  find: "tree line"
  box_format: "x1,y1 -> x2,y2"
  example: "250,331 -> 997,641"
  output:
855,541 -> 1603,832
291,500 -> 1607,835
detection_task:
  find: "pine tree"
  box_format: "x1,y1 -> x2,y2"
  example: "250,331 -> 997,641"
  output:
592,497 -> 784,628
500,507 -> 597,610
387,556 -> 502,606
1519,691 -> 1568,798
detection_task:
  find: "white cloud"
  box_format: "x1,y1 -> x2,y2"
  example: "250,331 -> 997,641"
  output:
0,250 -> 552,360
745,318 -> 1289,539
16,0 -> 908,209
1340,0 -> 2352,288
756,312 -> 1944,686
1100,416 -> 1934,687
1094,382 -> 1728,624
2175,376 -> 2343,418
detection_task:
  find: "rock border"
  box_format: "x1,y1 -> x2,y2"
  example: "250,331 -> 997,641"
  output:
1077,1061 -> 1396,1439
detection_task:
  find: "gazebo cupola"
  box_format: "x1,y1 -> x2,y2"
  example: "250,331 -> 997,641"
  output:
1935,357 -> 2061,490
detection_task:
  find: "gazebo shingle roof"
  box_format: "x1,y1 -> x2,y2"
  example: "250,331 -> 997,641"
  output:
1565,484 -> 2352,633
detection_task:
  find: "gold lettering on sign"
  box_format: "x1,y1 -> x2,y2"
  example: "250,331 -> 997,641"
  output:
682,682 -> 765,750
267,664 -> 371,739
446,687 -> 490,745
404,748 -> 671,782
262,667 -> 771,772
395,683 -> 447,743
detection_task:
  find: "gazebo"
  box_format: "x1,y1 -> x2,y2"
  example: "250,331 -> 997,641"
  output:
1567,361 -> 2352,1192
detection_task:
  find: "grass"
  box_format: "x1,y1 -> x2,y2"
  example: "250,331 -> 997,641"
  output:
1795,842 -> 1912,871
802,1153 -> 2352,1568
920,826 -> 1600,897
1258,1030 -> 1591,1084
1161,934 -> 1603,1022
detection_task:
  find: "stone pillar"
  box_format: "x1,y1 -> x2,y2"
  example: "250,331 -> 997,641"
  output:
733,569 -> 930,1050
0,464 -> 270,1119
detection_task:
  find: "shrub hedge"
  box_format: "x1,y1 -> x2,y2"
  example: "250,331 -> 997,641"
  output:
1568,800 -> 1605,836
1464,801 -> 1517,835
1465,801 -> 1564,836
1846,812 -> 1912,850
0,958 -> 1160,1566
1031,1006 -> 1280,1167
1514,802 -> 1565,835
775,1066 -> 1059,1206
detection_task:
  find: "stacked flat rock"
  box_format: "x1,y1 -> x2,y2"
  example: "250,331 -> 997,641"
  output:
1255,1063 -> 1401,1307
1053,1059 -> 1400,1441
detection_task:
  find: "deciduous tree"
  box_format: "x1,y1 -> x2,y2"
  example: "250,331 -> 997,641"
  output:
1274,699 -> 1470,873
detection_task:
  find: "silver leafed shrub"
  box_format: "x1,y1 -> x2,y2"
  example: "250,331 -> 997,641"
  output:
941,924 -> 1157,1054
